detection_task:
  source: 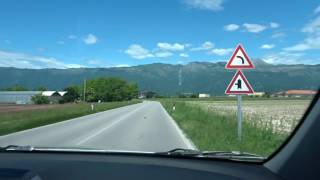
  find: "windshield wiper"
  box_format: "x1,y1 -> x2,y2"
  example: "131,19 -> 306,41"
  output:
0,145 -> 34,151
156,148 -> 266,162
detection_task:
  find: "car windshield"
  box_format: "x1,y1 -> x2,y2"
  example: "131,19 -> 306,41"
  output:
0,0 -> 319,162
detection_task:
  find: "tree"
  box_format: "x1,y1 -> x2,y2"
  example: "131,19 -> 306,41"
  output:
60,86 -> 80,103
85,77 -> 139,102
5,85 -> 28,91
31,94 -> 50,104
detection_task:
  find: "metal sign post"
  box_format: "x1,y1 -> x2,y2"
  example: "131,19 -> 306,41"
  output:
237,95 -> 242,141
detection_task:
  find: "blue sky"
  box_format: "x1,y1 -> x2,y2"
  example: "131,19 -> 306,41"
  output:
0,0 -> 319,68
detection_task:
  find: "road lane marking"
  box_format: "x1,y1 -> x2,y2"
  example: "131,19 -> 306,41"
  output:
76,103 -> 147,145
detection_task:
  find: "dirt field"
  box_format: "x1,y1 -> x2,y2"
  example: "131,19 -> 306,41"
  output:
0,104 -> 72,113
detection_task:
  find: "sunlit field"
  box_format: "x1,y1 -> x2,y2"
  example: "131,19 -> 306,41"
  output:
189,100 -> 311,134
161,98 -> 312,156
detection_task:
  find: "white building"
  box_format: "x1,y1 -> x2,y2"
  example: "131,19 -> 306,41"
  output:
199,93 -> 210,98
0,91 -> 68,104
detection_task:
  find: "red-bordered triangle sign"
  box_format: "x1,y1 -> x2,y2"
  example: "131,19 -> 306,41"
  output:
225,44 -> 255,69
225,70 -> 254,94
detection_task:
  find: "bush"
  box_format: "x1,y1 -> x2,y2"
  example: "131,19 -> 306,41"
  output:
31,94 -> 50,104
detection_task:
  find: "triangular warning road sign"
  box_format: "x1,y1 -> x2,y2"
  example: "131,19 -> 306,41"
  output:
225,44 -> 255,69
225,70 -> 254,94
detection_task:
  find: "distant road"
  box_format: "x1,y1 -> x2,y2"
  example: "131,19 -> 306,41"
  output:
0,101 -> 195,152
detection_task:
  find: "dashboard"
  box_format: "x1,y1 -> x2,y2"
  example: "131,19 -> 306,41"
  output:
0,152 -> 280,180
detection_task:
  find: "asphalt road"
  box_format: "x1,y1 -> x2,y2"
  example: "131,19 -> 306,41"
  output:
0,101 -> 195,152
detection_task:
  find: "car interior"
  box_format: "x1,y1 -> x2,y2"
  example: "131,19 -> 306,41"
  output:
0,91 -> 318,180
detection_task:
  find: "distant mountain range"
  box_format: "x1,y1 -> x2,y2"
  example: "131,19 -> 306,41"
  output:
0,59 -> 319,95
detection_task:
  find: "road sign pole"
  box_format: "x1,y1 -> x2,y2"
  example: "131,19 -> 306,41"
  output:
237,95 -> 242,141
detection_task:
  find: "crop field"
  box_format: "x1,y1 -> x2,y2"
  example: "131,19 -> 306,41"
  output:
161,98 -> 313,156
188,100 -> 311,134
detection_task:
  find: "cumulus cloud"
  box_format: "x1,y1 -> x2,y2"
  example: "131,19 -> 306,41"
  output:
260,44 -> 275,49
224,24 -> 239,31
83,33 -> 98,45
262,52 -> 316,64
125,44 -> 154,59
209,48 -> 233,56
271,32 -> 286,38
154,51 -> 173,58
0,50 -> 83,69
114,64 -> 130,68
270,22 -> 280,28
179,53 -> 189,58
157,42 -> 185,51
191,41 -> 214,51
243,23 -> 267,33
57,40 -> 65,45
183,0 -> 225,12
284,16 -> 320,51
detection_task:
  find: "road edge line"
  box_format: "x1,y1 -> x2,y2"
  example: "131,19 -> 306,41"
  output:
159,103 -> 198,150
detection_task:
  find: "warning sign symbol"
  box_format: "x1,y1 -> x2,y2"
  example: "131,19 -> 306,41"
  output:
225,70 -> 254,94
225,44 -> 255,69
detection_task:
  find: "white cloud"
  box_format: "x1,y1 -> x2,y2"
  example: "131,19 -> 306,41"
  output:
284,16 -> 320,51
87,59 -> 102,65
209,48 -> 233,56
125,44 -> 154,59
68,34 -> 77,39
157,42 -> 185,51
83,33 -> 98,45
260,44 -> 275,49
224,24 -> 239,31
243,23 -> 267,33
179,53 -> 189,58
154,51 -> 173,58
184,0 -> 225,12
270,22 -> 280,28
314,5 -> 320,14
271,32 -> 286,38
57,40 -> 65,45
191,41 -> 214,51
114,64 -> 130,68
0,50 -> 83,69
262,52 -> 316,64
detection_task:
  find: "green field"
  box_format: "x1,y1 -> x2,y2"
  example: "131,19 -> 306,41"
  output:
0,100 -> 141,136
161,99 -> 311,156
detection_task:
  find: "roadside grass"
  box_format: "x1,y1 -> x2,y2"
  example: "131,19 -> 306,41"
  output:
0,100 -> 141,136
160,100 -> 287,156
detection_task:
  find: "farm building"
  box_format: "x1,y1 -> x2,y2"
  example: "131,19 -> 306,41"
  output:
199,93 -> 210,98
0,91 -> 67,104
273,90 -> 317,97
248,92 -> 266,97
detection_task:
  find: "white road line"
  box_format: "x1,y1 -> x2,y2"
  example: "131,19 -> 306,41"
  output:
0,103 -> 141,139
159,102 -> 198,150
76,103 -> 147,145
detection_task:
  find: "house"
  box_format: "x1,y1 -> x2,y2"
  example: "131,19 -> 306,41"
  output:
199,93 -> 210,98
273,90 -> 317,97
0,91 -> 41,104
248,92 -> 265,97
0,91 -> 68,104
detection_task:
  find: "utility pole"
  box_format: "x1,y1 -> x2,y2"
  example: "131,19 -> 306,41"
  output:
83,78 -> 86,102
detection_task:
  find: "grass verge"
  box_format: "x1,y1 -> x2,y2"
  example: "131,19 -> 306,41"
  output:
0,100 -> 141,136
160,100 -> 287,156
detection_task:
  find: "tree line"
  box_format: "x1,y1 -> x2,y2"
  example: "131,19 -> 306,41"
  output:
4,77 -> 139,104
